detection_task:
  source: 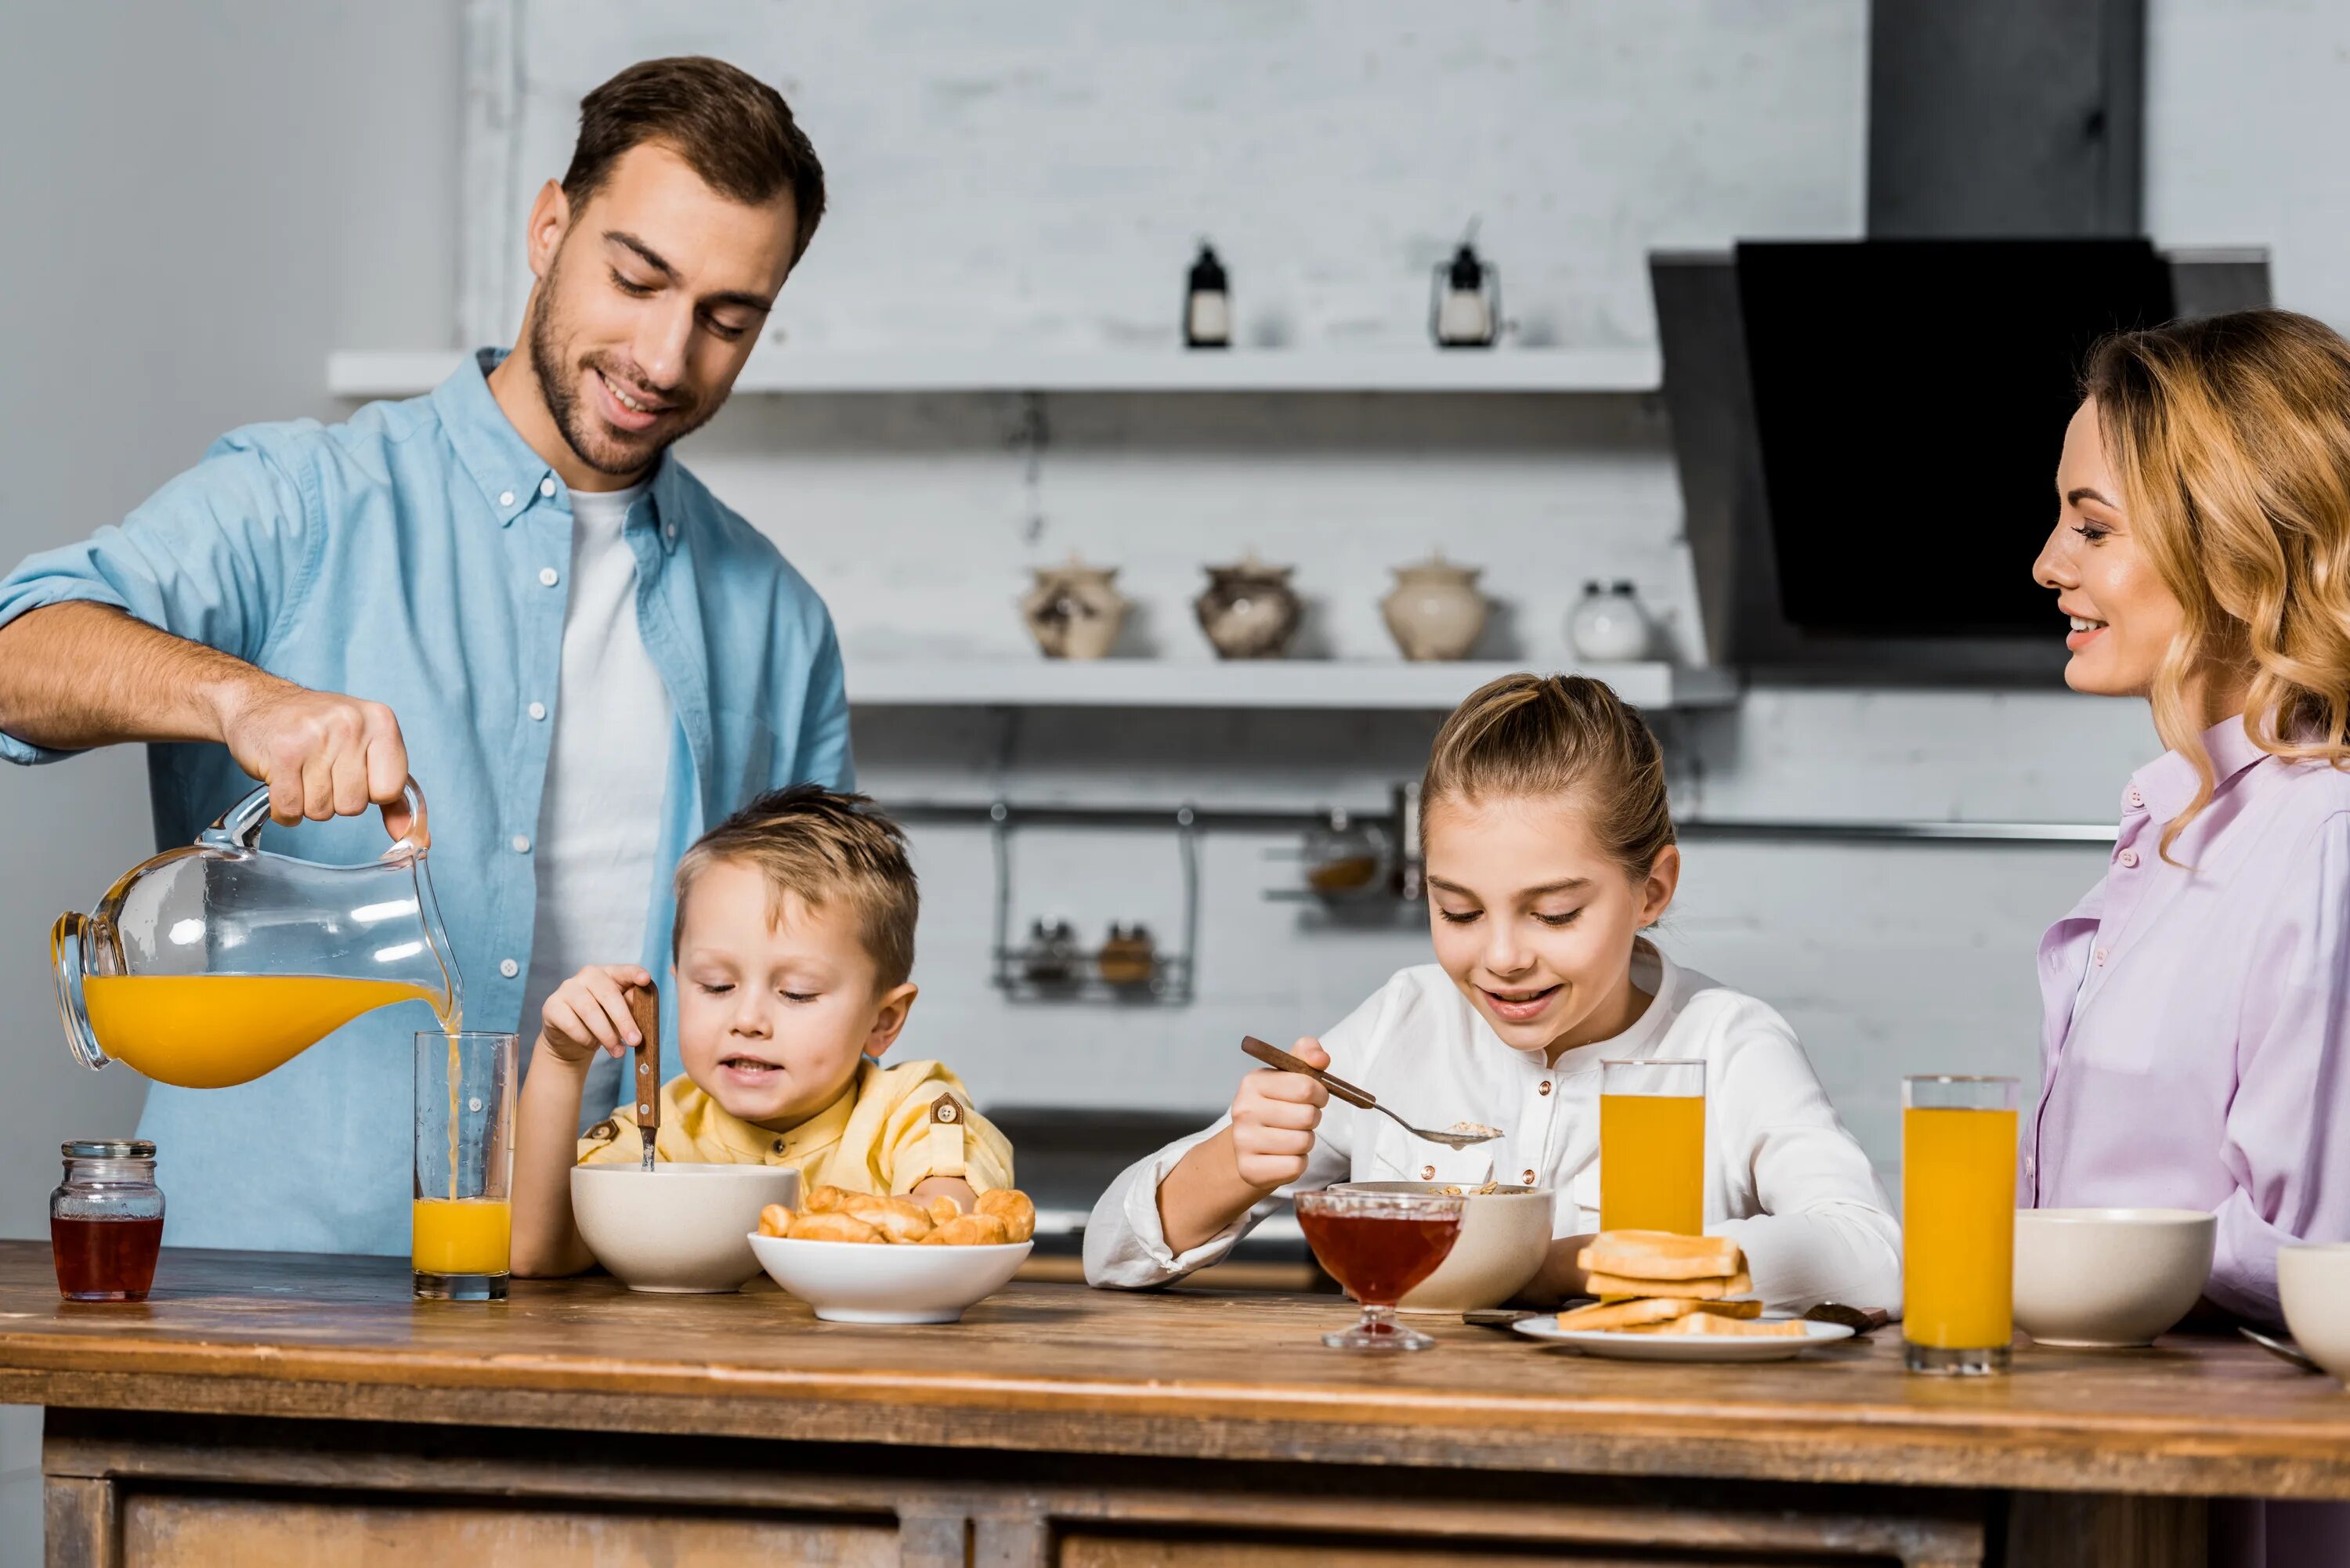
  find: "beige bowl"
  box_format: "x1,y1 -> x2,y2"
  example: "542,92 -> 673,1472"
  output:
2279,1242 -> 2350,1382
2013,1208 -> 2214,1347
570,1162 -> 801,1293
1329,1182 -> 1556,1312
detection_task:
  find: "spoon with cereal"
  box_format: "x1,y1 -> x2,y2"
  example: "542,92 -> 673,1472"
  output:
1242,1036 -> 1500,1150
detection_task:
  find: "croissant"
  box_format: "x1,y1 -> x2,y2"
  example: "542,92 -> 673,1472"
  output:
921,1212 -> 1011,1247
838,1192 -> 934,1245
757,1204 -> 795,1238
974,1189 -> 1036,1243
786,1212 -> 884,1244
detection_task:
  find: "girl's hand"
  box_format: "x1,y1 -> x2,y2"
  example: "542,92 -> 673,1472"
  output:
1229,1035 -> 1331,1190
539,965 -> 653,1066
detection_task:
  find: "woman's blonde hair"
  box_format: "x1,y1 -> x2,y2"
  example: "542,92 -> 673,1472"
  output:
1422,674 -> 1674,880
2084,308 -> 2350,854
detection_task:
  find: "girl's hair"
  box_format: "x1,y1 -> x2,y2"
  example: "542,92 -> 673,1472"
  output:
2083,308 -> 2350,856
1422,674 -> 1674,880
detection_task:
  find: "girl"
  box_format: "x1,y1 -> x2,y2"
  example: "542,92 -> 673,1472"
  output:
2029,309 -> 2350,1567
1085,674 -> 1900,1312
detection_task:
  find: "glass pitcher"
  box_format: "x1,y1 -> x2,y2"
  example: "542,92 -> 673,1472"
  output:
51,780 -> 461,1089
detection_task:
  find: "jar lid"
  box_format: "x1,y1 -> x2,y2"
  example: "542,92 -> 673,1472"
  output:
63,1139 -> 155,1160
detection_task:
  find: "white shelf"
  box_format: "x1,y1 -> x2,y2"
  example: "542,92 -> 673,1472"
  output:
842,659 -> 1737,711
325,346 -> 1661,399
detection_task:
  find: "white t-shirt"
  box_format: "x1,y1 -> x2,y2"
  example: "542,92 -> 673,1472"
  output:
519,481 -> 674,1055
1083,944 -> 1904,1313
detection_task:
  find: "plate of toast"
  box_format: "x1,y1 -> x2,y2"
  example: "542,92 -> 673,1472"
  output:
1511,1230 -> 1855,1362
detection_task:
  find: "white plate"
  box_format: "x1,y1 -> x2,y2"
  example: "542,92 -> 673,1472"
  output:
1512,1313 -> 1854,1362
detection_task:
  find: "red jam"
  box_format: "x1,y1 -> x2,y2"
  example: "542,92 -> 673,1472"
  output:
52,1215 -> 164,1302
1296,1209 -> 1461,1305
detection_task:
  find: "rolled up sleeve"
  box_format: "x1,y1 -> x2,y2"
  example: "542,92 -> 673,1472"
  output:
0,434 -> 316,764
2213,811 -> 2350,1324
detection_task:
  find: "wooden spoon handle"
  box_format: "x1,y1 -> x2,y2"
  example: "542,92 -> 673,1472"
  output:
1241,1035 -> 1376,1111
626,982 -> 661,1145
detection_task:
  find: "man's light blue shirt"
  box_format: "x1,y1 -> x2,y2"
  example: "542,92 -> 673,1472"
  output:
0,350 -> 852,1255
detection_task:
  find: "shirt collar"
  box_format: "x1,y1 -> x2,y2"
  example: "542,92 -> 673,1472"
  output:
2128,713 -> 2271,823
1533,941 -> 1681,1077
674,1060 -> 870,1165
431,347 -> 684,554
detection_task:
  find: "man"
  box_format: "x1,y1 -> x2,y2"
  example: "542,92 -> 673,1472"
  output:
0,57 -> 850,1255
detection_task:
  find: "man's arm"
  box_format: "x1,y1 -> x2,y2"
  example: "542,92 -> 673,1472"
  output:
0,602 -> 416,836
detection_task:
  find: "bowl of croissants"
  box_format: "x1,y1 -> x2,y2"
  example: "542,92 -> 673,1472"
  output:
747,1184 -> 1037,1324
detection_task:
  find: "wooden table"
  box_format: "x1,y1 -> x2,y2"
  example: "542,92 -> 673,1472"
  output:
2,1244 -> 2345,1567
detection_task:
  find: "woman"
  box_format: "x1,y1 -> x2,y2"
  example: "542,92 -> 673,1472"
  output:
2031,308 -> 2350,1567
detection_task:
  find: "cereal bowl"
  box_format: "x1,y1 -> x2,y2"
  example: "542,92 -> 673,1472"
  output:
2279,1242 -> 2350,1382
749,1233 -> 1032,1324
2013,1208 -> 2214,1348
1330,1182 -> 1556,1312
570,1163 -> 801,1294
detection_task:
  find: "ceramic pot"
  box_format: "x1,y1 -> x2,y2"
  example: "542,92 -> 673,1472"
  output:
1097,924 -> 1158,988
1381,554 -> 1489,662
1020,557 -> 1129,660
1195,553 -> 1302,659
1569,580 -> 1654,663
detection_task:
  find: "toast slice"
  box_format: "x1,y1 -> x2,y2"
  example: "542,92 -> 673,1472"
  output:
1586,1267 -> 1754,1300
1578,1230 -> 1744,1281
1555,1295 -> 1700,1332
1614,1312 -> 1807,1339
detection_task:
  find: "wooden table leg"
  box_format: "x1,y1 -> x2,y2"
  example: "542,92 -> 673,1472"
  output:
44,1474 -> 116,1568
2007,1492 -> 2209,1568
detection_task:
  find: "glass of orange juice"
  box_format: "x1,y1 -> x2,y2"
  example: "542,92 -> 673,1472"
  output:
414,1031 -> 515,1301
1901,1075 -> 2019,1375
1599,1059 -> 1705,1234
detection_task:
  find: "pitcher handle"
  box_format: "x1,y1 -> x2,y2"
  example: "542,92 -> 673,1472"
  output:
49,914 -> 110,1072
199,777 -> 431,857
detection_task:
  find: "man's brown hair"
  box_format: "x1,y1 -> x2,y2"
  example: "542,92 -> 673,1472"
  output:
672,786 -> 917,990
562,56 -> 826,265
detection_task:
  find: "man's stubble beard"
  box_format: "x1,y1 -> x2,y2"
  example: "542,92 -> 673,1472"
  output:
525,250 -> 721,479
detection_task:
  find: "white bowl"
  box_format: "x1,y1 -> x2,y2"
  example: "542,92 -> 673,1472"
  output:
1328,1182 -> 1557,1313
2013,1207 -> 2214,1347
2279,1242 -> 2350,1382
570,1163 -> 801,1293
749,1233 -> 1032,1324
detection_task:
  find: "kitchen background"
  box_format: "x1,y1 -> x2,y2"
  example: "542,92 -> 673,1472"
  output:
2,0 -> 2345,1545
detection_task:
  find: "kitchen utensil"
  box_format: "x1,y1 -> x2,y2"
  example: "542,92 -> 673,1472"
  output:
1295,1187 -> 1465,1351
749,1230 -> 1030,1324
1462,1308 -> 1540,1328
2013,1208 -> 2214,1347
575,1164 -> 801,1293
1333,1180 -> 1553,1311
2278,1241 -> 2350,1380
2240,1325 -> 2327,1375
627,984 -> 660,1172
1241,1036 -> 1499,1149
1514,1313 -> 1853,1362
1805,1302 -> 1889,1335
413,1031 -> 516,1301
1195,554 -> 1302,659
52,779 -> 461,1088
1380,554 -> 1490,661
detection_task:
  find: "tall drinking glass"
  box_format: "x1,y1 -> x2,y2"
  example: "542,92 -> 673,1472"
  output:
1901,1075 -> 2019,1375
414,1031 -> 515,1301
1599,1058 -> 1705,1234
1294,1189 -> 1464,1351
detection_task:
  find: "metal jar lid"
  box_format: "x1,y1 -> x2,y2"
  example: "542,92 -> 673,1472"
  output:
62,1139 -> 156,1160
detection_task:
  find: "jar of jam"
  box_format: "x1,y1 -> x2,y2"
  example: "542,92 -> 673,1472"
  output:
50,1139 -> 164,1302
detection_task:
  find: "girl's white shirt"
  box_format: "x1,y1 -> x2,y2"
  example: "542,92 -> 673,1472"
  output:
1083,943 -> 1904,1313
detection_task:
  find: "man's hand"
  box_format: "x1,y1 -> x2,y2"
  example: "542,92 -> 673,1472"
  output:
1228,1035 -> 1331,1191
540,965 -> 655,1067
209,674 -> 418,842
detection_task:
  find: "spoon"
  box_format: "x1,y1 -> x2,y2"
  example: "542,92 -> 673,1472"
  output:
2239,1324 -> 2328,1375
1241,1036 -> 1500,1149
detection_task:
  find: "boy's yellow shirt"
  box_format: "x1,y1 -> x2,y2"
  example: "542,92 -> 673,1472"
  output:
577,1057 -> 1014,1196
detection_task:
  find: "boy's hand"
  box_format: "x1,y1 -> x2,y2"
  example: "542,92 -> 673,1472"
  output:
540,965 -> 654,1066
1229,1035 -> 1330,1190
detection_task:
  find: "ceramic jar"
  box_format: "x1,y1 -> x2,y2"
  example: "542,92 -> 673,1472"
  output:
1195,553 -> 1302,659
1097,925 -> 1158,988
1381,554 -> 1489,662
1020,557 -> 1130,660
1569,580 -> 1654,663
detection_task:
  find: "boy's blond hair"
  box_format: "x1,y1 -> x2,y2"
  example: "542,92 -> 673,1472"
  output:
671,786 -> 917,989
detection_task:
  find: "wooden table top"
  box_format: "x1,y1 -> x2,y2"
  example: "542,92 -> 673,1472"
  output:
2,1242 -> 2347,1500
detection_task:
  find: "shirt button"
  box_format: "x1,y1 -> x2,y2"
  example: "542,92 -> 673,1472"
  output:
2127,787 -> 2145,809
498,490 -> 515,508
539,477 -> 555,498
1538,1081 -> 1552,1097
2026,1156 -> 2037,1177
2094,947 -> 2109,966
527,702 -> 548,721
665,523 -> 678,543
2117,848 -> 2138,869
499,959 -> 519,978
1521,1169 -> 1536,1184
1419,1165 -> 1435,1180
511,835 -> 530,854
539,567 -> 560,587
772,1139 -> 786,1154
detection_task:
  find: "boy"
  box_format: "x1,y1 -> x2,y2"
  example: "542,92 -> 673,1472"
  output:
511,786 -> 1011,1277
